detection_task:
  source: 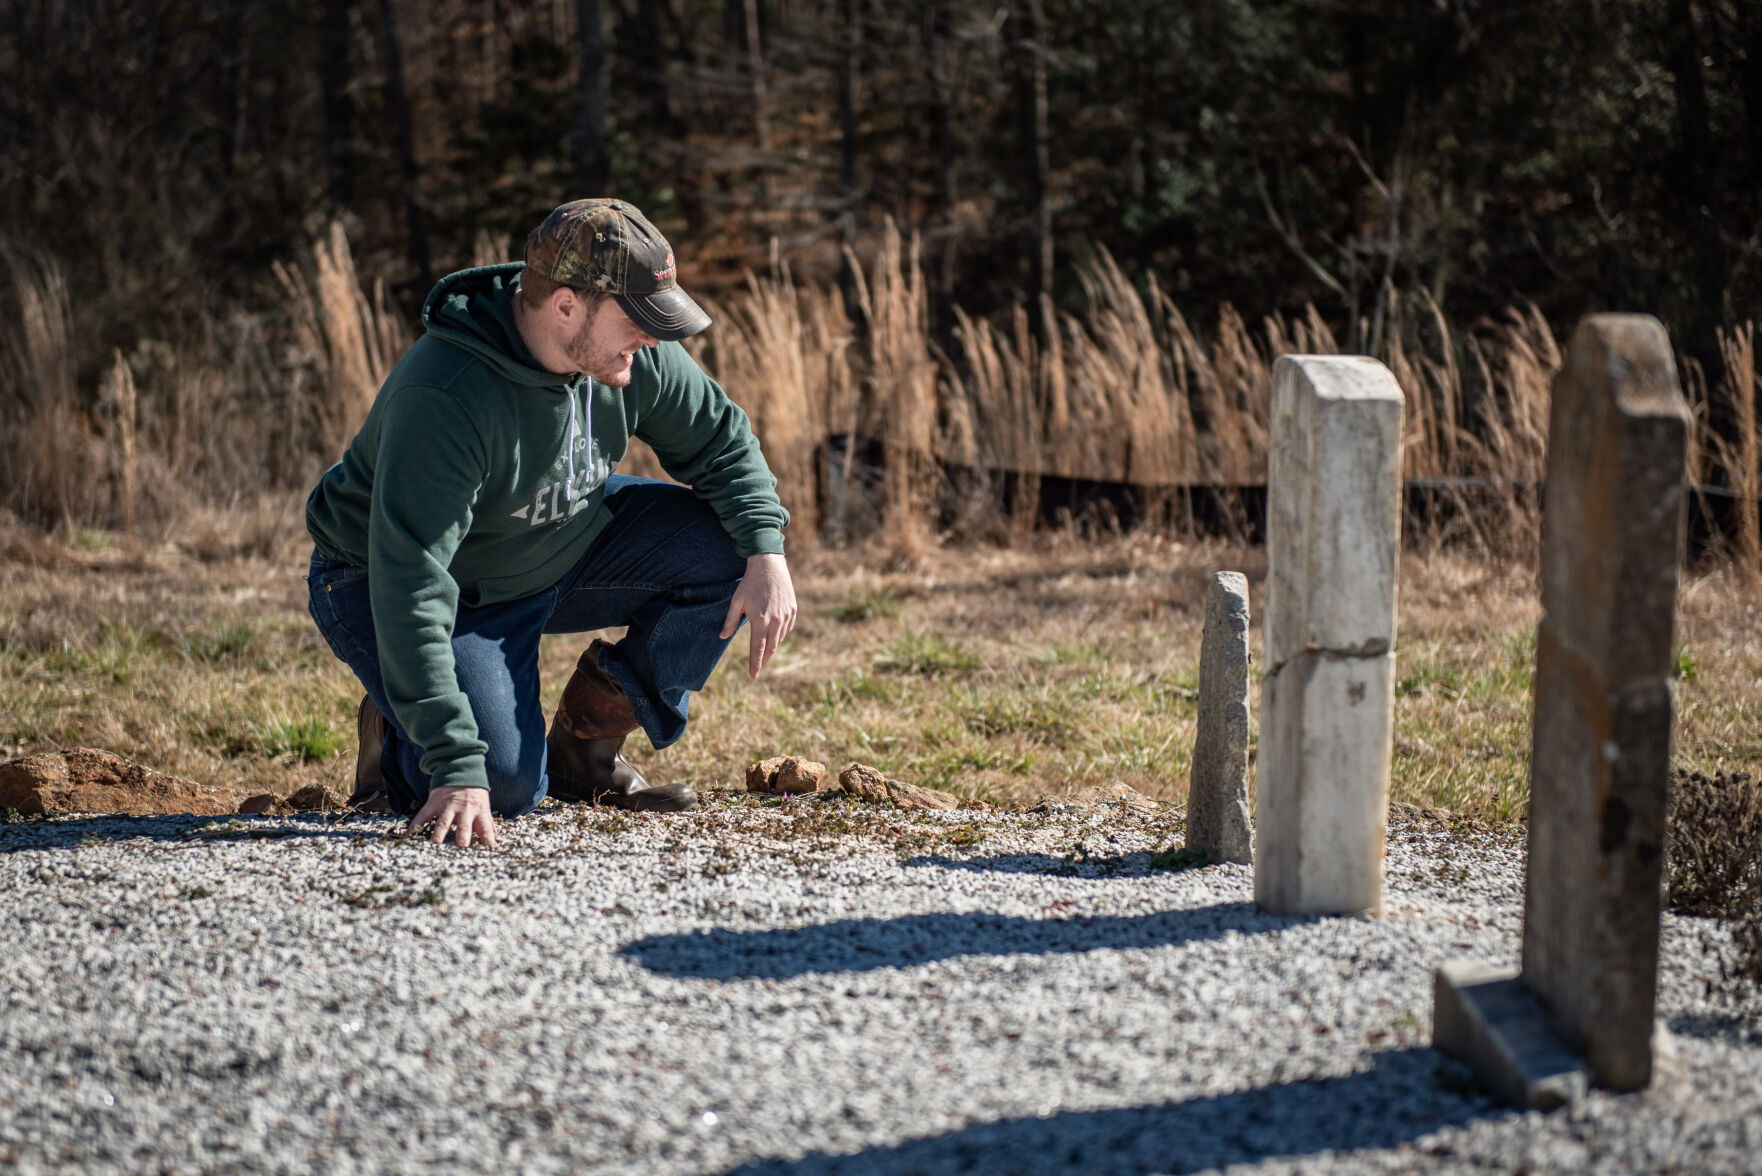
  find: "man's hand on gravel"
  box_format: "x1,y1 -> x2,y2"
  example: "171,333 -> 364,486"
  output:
409,785 -> 497,848
721,552 -> 797,678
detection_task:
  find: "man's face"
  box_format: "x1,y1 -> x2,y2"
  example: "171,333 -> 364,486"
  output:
564,298 -> 659,387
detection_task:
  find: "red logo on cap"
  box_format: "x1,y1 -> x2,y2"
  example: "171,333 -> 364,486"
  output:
654,251 -> 677,282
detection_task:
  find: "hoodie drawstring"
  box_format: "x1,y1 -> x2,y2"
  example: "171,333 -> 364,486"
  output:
564,375 -> 593,510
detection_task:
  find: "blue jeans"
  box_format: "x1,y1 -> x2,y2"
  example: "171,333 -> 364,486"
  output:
306,476 -> 748,817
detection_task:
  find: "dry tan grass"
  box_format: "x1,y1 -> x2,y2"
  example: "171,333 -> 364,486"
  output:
0,249 -> 105,531
273,221 -> 411,465
3,510 -> 1755,824
691,267 -> 835,543
1715,324 -> 1760,578
845,222 -> 939,558
7,220 -> 1759,576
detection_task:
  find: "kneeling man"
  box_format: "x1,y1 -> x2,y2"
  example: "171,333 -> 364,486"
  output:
304,198 -> 795,847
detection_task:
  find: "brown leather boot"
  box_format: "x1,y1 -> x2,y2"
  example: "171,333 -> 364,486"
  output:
347,695 -> 395,814
547,641 -> 695,812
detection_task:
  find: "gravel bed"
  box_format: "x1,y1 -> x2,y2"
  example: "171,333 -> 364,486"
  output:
0,796 -> 1758,1175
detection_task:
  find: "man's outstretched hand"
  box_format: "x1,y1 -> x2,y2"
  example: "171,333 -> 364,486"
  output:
721,552 -> 797,678
409,785 -> 497,848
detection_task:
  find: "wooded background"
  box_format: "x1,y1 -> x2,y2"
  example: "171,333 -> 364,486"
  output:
2,0 -> 1759,549
6,1 -> 1758,360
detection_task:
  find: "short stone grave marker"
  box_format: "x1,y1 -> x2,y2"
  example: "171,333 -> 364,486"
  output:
1187,571 -> 1253,864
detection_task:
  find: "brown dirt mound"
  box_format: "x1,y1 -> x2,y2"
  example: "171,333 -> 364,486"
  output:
0,747 -> 234,816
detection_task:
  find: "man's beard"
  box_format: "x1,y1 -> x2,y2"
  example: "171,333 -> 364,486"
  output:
564,313 -> 632,386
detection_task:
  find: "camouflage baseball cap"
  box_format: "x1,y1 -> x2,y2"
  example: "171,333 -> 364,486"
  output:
523,198 -> 710,341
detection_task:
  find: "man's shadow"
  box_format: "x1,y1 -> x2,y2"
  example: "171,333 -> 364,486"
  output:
720,1048 -> 1502,1175
621,901 -> 1289,981
0,812 -> 382,850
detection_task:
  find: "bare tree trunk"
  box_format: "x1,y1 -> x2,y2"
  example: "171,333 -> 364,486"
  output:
743,0 -> 771,156
1665,0 -> 1725,379
836,0 -> 859,310
376,0 -> 430,290
573,0 -> 610,195
1009,0 -> 1051,307
634,0 -> 680,137
320,0 -> 354,213
921,0 -> 957,340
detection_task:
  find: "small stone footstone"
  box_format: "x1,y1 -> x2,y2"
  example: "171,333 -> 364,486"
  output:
0,748 -> 234,816
1256,355 -> 1403,916
1187,571 -> 1253,864
1058,781 -> 1160,815
746,756 -> 831,794
1435,314 -> 1689,1103
836,763 -> 960,811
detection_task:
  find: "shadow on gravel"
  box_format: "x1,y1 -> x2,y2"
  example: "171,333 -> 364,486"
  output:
1668,1009 -> 1762,1045
720,1047 -> 1501,1175
623,903 -> 1291,979
902,852 -> 1219,878
0,813 -> 385,850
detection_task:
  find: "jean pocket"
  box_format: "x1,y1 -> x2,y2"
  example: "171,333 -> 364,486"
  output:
307,555 -> 372,663
309,553 -> 368,591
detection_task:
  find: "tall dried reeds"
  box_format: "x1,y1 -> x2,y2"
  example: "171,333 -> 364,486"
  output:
845,221 -> 939,557
1716,324 -> 1760,578
950,301 -> 1046,537
6,215 -> 1759,564
99,349 -> 137,535
0,248 -> 106,530
274,221 -> 409,465
694,266 -> 831,542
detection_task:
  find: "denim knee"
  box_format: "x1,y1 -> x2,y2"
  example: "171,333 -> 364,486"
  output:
483,756 -> 547,819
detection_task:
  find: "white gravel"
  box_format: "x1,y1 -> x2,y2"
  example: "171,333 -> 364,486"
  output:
1,796 -> 1758,1175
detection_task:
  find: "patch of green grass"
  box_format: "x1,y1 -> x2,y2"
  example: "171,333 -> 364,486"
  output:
258,714 -> 340,762
177,621 -> 260,665
831,587 -> 901,624
1028,640 -> 1109,666
1149,846 -> 1207,872
68,526 -> 111,553
1391,630 -> 1536,821
958,689 -> 1080,745
805,671 -> 903,710
874,632 -> 980,676
906,745 -> 1032,792
37,621 -> 160,684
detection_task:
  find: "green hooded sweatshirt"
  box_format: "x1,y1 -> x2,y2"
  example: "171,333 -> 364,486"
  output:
305,263 -> 787,794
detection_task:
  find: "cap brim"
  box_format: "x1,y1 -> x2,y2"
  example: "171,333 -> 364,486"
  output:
616,288 -> 711,342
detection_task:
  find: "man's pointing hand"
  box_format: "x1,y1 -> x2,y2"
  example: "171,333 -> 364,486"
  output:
721,552 -> 797,678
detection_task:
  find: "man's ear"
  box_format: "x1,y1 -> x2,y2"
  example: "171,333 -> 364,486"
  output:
548,286 -> 578,330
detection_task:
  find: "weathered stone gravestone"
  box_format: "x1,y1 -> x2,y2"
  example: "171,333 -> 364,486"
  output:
1434,314 -> 1689,1108
1187,571 -> 1253,864
1255,356 -> 1404,916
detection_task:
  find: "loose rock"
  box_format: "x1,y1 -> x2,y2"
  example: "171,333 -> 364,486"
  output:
237,793 -> 293,816
0,748 -> 232,816
285,783 -> 347,812
837,763 -> 891,804
746,756 -> 790,792
1047,781 -> 1161,815
836,763 -> 961,811
747,756 -> 831,794
773,758 -> 829,793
